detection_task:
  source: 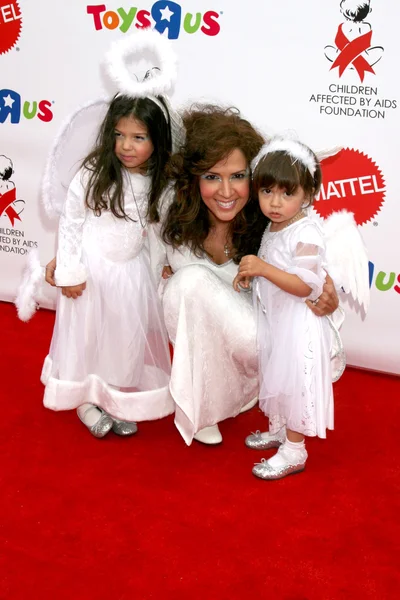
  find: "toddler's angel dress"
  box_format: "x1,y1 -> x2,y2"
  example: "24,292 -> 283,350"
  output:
41,168 -> 173,422
256,217 -> 334,438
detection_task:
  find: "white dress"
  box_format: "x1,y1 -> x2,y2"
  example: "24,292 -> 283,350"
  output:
256,217 -> 334,438
148,188 -> 258,445
41,168 -> 174,422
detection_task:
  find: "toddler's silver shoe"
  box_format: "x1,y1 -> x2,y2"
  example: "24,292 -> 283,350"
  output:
245,430 -> 284,450
252,458 -> 306,480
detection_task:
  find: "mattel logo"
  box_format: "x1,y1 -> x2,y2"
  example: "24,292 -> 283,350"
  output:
315,148 -> 385,225
87,2 -> 220,39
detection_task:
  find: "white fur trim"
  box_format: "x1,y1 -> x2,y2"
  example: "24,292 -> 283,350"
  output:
251,139 -> 317,176
41,355 -> 174,421
15,250 -> 45,321
105,30 -> 177,98
42,98 -> 109,221
54,263 -> 87,287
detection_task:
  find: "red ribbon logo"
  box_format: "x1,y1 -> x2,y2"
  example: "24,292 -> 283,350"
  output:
331,24 -> 375,82
0,187 -> 22,226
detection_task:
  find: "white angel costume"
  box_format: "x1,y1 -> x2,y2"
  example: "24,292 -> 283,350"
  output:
41,168 -> 173,421
14,31 -> 187,424
149,188 -> 258,445
256,217 -> 334,438
249,137 -> 369,444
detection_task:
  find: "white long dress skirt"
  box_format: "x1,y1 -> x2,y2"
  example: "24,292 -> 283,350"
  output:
161,250 -> 258,445
41,170 -> 174,422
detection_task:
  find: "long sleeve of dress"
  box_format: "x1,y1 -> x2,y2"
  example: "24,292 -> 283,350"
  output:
54,170 -> 88,287
285,225 -> 326,302
147,185 -> 175,285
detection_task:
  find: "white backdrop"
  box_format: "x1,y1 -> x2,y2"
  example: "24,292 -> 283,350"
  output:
1,0 -> 399,374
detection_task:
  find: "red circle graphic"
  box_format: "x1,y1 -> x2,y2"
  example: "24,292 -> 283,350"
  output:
314,148 -> 385,225
0,0 -> 22,55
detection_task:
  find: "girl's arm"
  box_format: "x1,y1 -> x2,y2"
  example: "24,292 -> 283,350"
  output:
54,170 -> 88,290
234,255 -> 311,297
147,185 -> 175,284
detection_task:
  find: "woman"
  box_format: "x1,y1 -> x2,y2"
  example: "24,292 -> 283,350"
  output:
148,105 -> 338,445
46,105 -> 338,445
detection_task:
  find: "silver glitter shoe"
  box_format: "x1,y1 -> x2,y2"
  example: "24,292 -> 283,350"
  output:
77,407 -> 113,439
245,429 -> 285,450
112,420 -> 138,436
252,446 -> 307,481
252,458 -> 306,480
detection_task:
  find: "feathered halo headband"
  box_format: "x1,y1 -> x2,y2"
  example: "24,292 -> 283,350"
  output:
105,30 -> 177,98
251,136 -> 343,178
251,138 -> 317,177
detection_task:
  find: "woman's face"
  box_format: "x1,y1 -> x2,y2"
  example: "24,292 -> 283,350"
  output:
198,148 -> 250,225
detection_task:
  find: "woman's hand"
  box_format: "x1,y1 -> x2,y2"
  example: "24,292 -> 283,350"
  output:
45,257 -> 57,286
61,283 -> 86,299
162,265 -> 173,279
233,274 -> 251,292
306,274 -> 339,316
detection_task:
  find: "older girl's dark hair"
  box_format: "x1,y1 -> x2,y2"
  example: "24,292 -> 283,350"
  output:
252,147 -> 322,207
162,104 -> 266,262
82,94 -> 171,221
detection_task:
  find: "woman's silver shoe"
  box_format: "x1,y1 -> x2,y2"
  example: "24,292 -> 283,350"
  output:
112,420 -> 138,436
77,407 -> 113,439
245,430 -> 284,450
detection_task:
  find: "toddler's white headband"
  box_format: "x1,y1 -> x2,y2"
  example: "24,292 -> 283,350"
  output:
251,139 -> 317,177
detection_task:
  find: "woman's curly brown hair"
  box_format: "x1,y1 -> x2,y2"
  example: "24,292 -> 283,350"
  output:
162,104 -> 268,263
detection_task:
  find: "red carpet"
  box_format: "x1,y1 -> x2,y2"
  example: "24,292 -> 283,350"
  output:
1,300 -> 399,599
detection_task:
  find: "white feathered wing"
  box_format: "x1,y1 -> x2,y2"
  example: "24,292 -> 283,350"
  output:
322,210 -> 370,312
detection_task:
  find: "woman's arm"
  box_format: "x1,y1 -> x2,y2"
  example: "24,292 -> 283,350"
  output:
305,274 -> 339,316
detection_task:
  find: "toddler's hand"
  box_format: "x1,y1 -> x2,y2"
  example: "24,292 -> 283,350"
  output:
162,265 -> 173,279
61,283 -> 86,299
238,255 -> 267,279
